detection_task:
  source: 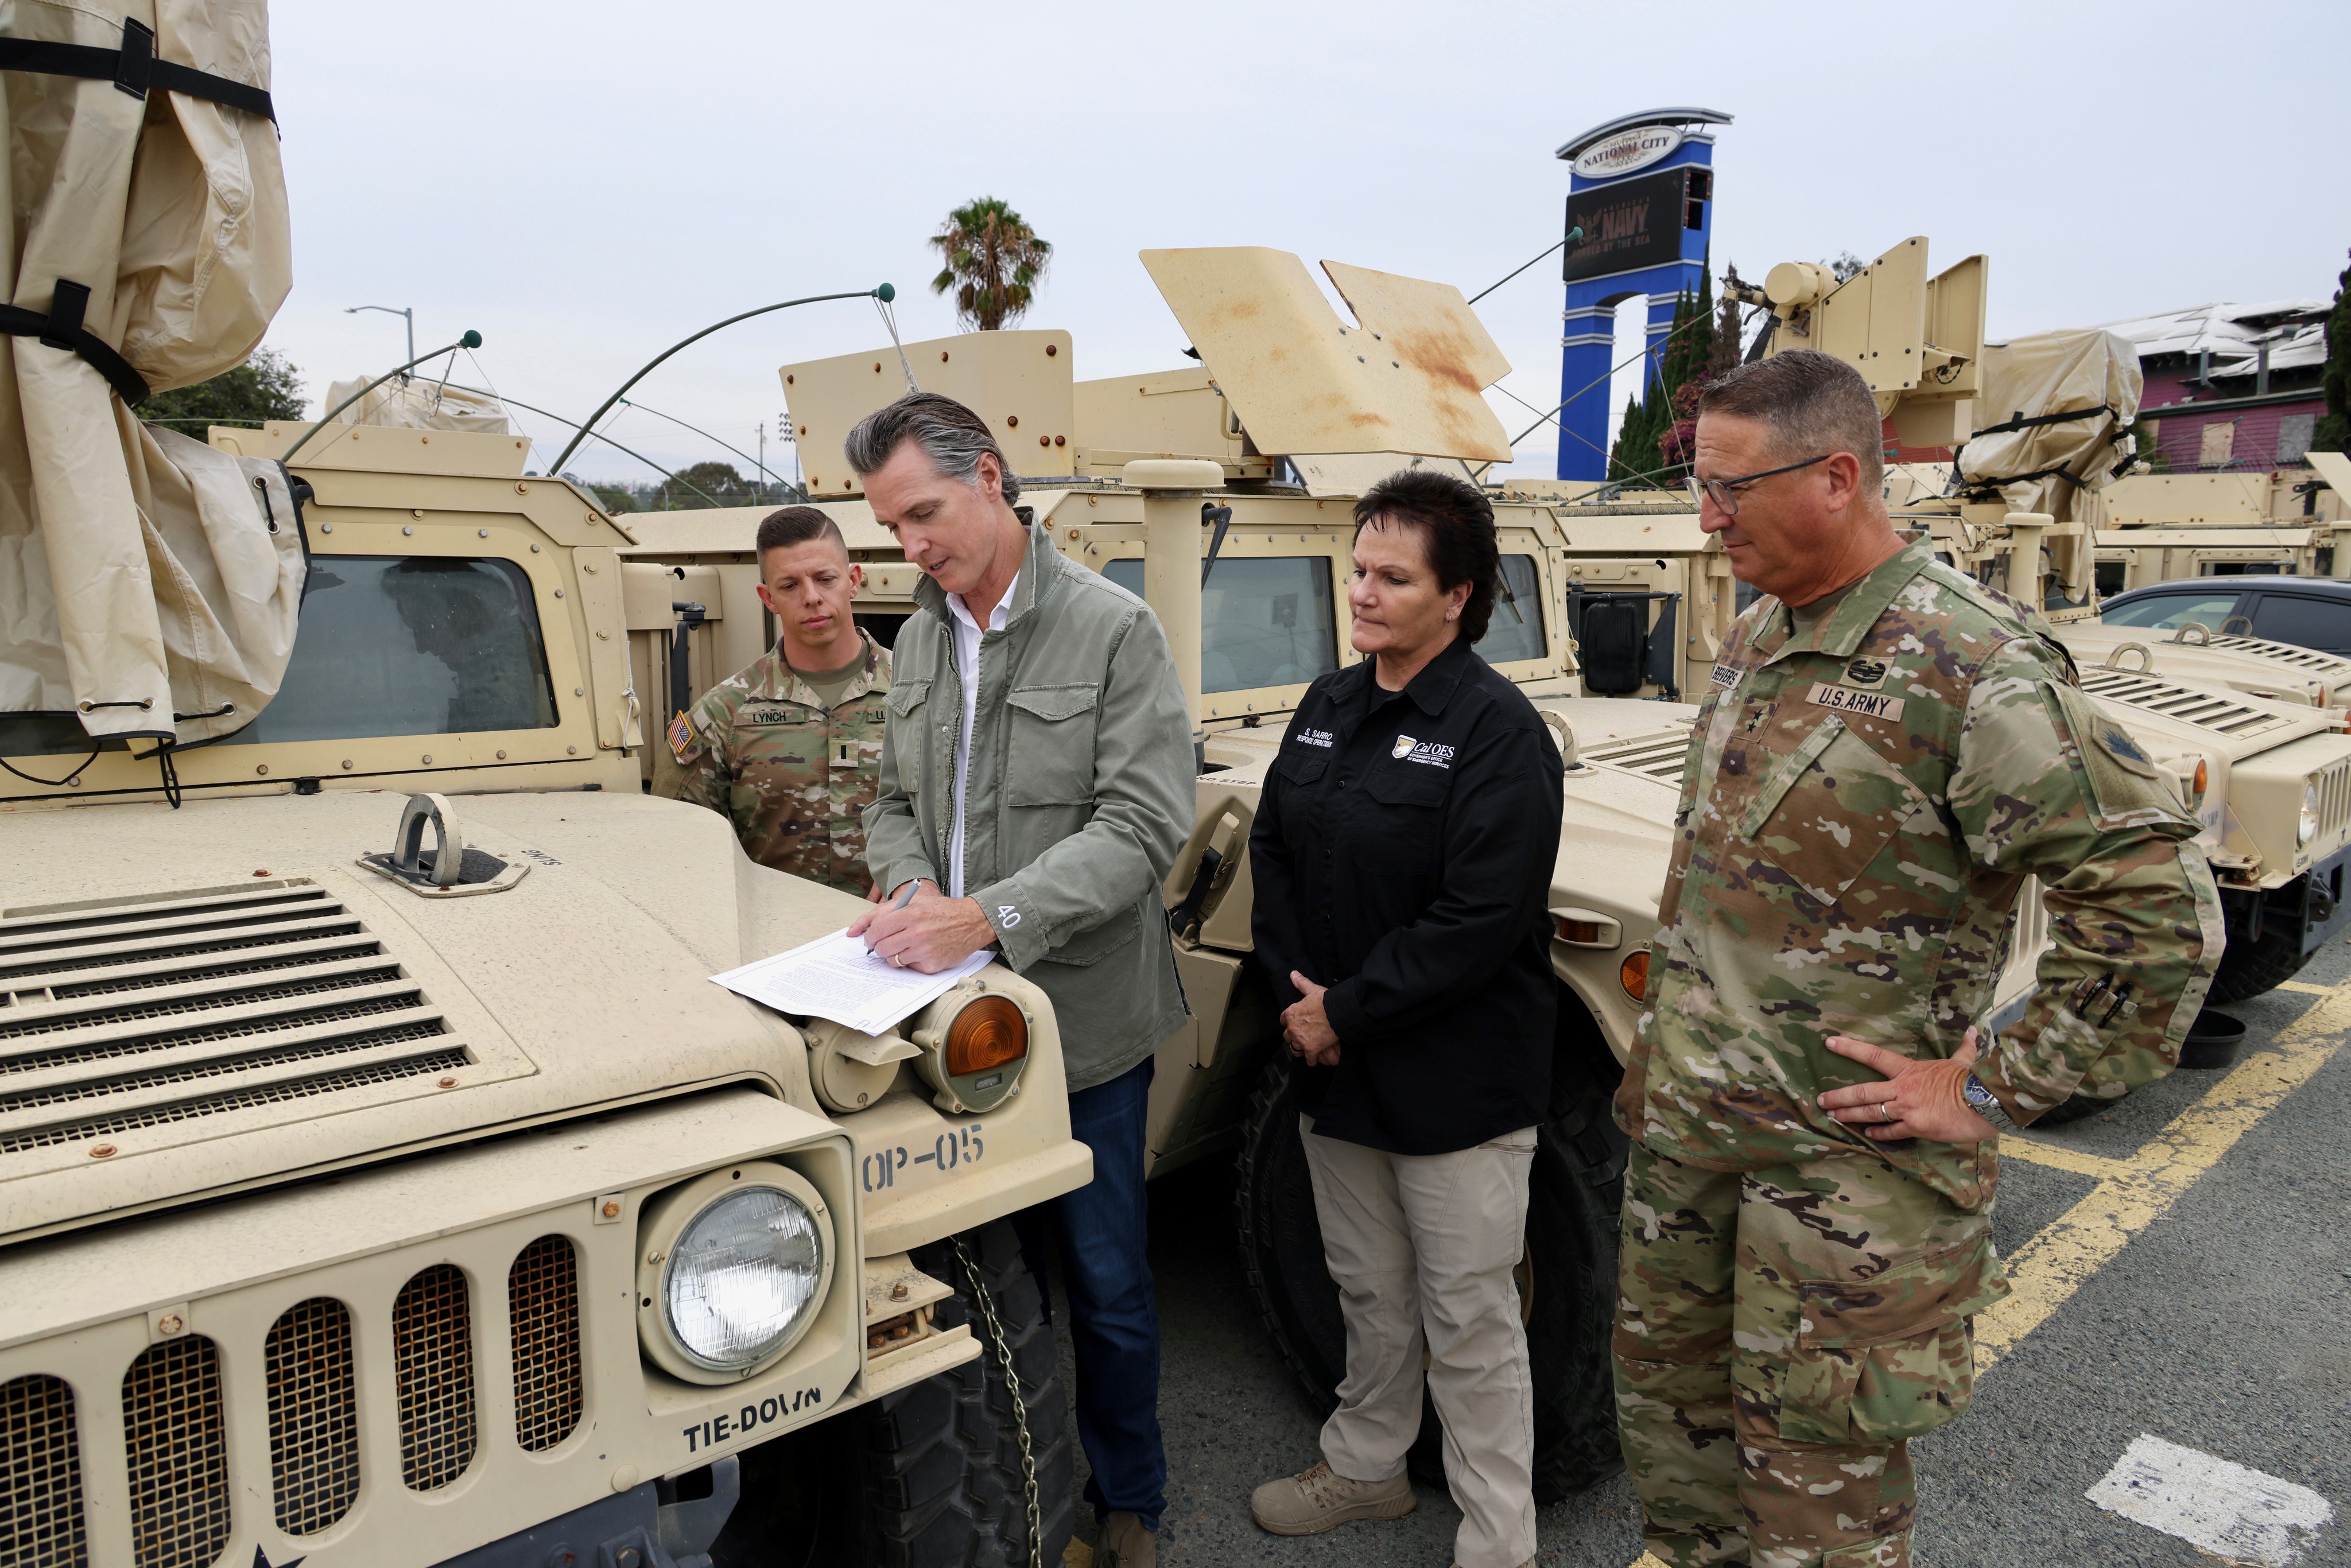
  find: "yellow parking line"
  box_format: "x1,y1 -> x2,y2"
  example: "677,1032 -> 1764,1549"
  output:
1995,1137 -> 2132,1179
1974,983 -> 2351,1370
2276,979 -> 2331,995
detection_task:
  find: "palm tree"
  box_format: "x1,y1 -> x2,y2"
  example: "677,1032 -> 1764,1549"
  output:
929,197 -> 1052,331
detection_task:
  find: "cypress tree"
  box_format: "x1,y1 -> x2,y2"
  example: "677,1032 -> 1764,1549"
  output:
2317,249 -> 2351,456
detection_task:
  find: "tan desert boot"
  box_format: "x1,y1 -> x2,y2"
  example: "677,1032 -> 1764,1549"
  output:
1249,1459 -> 1417,1536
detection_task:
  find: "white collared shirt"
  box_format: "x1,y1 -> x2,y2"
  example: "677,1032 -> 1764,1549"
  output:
942,570 -> 1017,898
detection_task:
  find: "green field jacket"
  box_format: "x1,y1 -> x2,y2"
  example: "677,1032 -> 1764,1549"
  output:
863,521 -> 1193,1091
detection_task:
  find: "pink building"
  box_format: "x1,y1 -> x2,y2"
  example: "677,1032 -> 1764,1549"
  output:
2101,299 -> 2331,473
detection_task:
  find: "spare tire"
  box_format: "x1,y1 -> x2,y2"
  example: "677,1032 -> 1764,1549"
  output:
1232,996 -> 1627,1503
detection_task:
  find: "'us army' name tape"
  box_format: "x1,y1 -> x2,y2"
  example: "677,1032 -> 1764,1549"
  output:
1807,682 -> 1904,721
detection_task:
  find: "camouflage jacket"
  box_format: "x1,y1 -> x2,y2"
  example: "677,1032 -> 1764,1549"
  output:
1616,542 -> 2221,1210
672,631 -> 890,894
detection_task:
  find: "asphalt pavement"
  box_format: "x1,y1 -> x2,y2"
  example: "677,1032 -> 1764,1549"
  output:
1046,937 -> 2351,1567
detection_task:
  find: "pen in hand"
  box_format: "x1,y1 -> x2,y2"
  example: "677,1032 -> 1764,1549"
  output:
893,880 -> 920,911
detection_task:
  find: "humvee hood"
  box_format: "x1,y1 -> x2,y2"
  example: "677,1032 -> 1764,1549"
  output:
0,789 -> 860,1243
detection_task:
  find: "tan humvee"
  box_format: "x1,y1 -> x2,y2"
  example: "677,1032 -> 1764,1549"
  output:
1,416 -> 1093,1568
2091,453 -> 2351,594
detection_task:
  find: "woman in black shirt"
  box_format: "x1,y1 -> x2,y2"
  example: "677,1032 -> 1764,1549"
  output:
1245,471 -> 1564,1568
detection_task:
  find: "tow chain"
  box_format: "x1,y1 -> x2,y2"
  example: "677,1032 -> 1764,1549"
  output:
952,1236 -> 1043,1568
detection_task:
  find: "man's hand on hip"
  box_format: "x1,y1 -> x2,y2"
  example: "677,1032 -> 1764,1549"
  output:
1818,1028 -> 1999,1144
851,879 -> 998,974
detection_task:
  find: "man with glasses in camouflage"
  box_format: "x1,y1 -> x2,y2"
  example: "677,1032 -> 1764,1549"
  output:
1616,349 -> 2220,1566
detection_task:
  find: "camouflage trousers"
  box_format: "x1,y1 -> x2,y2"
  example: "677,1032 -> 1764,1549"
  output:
1613,1142 -> 2005,1568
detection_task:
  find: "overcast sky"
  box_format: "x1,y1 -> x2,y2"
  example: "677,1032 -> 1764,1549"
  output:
266,0 -> 2348,484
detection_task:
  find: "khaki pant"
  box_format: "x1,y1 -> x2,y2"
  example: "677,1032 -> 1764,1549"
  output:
1614,1142 -> 2004,1568
1301,1116 -> 1538,1568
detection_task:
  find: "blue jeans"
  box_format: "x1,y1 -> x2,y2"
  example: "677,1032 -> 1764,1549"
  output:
1015,1056 -> 1167,1532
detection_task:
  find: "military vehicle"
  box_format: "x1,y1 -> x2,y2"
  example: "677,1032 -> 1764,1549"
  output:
3,410 -> 1105,1568
0,12 -> 1091,1565
2091,451 -> 2350,596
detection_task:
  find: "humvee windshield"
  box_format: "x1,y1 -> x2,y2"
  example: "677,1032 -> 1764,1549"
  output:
224,556 -> 560,743
1478,554 -> 1549,663
1104,556 -> 1338,692
1100,550 -> 1549,688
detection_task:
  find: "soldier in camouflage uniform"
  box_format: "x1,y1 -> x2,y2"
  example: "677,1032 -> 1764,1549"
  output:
668,507 -> 890,894
1615,352 -> 2219,1567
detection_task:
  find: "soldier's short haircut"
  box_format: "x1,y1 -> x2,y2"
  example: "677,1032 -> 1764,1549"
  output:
1353,469 -> 1500,643
841,390 -> 1021,505
1697,348 -> 1886,495
755,506 -> 847,558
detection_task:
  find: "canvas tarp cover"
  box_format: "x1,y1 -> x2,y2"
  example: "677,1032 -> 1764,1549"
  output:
1957,329 -> 2143,522
324,372 -> 509,434
0,0 -> 298,750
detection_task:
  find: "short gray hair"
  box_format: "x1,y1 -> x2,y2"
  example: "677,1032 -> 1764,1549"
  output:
842,391 -> 1019,504
1696,348 -> 1885,494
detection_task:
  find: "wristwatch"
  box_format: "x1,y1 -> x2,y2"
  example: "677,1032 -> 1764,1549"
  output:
1962,1072 -> 2012,1130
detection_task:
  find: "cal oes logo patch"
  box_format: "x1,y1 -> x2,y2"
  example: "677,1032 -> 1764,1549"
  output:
1392,734 -> 1417,759
1844,657 -> 1890,689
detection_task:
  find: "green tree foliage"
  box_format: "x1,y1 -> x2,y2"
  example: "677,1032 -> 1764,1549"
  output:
1609,266 -> 1727,486
2316,249 -> 2351,456
139,345 -> 305,429
2128,418 -> 2171,474
930,197 -> 1052,331
654,461 -> 758,510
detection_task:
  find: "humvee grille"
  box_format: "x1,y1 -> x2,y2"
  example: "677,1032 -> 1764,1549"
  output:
1,1373 -> 87,1568
121,1337 -> 230,1568
1579,730 -> 1694,785
2206,633 -> 2351,678
0,883 -> 476,1159
266,1299 -> 362,1536
10,1231 -> 596,1568
509,1236 -> 585,1451
394,1264 -> 478,1491
2074,669 -> 2303,739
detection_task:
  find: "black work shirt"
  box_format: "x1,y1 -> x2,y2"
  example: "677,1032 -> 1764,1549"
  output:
1250,635 -> 1564,1155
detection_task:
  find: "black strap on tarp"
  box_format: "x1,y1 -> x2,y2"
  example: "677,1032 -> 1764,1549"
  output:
0,280 -> 149,403
1952,403 -> 2126,496
0,17 -> 275,121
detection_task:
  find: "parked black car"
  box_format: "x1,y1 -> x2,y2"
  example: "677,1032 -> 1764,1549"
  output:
2102,575 -> 2351,655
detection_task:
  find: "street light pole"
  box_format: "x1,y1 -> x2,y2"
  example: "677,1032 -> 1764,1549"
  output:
345,305 -> 415,381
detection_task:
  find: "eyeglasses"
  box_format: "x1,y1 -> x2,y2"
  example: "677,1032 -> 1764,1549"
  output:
1684,454 -> 1831,517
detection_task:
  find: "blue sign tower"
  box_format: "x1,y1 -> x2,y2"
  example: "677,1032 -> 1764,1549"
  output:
1553,108 -> 1732,482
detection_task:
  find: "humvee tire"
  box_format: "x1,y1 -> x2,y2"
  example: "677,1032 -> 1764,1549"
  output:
711,1218 -> 1073,1567
2207,923 -> 2311,1004
1232,989 -> 1627,1502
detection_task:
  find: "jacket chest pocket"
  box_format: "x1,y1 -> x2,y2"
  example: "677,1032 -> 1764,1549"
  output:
886,679 -> 933,797
1004,683 -> 1100,806
1739,718 -> 1934,903
1353,765 -> 1449,868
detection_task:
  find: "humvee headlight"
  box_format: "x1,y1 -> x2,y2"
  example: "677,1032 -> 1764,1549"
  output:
913,985 -> 1031,1114
2300,781 -> 2322,846
638,1163 -> 833,1382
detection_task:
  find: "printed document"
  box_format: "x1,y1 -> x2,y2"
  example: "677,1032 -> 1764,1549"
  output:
711,928 -> 992,1035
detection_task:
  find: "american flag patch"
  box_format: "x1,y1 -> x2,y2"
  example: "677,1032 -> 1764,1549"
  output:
667,711 -> 697,761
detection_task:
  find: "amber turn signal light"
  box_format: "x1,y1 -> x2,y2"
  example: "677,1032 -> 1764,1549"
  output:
1619,950 -> 1650,1002
2192,758 -> 2209,801
945,994 -> 1029,1078
1558,917 -> 1603,944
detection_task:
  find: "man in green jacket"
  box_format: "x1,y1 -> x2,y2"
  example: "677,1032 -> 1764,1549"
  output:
845,391 -> 1193,1568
